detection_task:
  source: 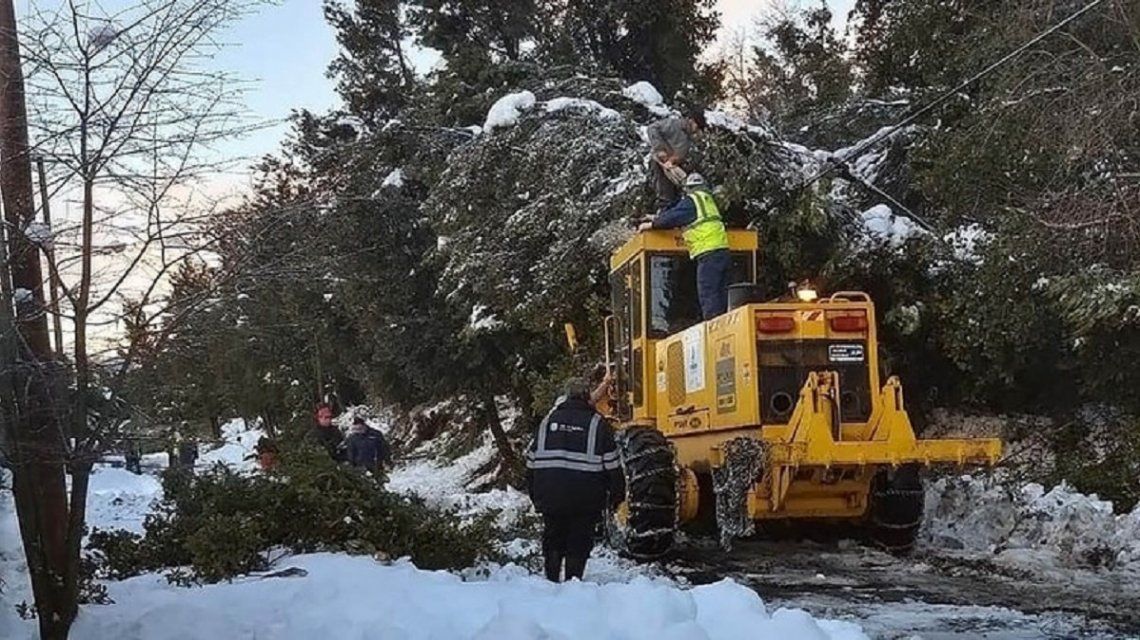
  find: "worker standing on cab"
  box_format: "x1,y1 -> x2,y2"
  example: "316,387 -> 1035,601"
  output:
639,173 -> 731,319
646,108 -> 706,211
525,376 -> 625,583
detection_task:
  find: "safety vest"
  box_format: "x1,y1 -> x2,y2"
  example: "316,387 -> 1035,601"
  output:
682,189 -> 729,259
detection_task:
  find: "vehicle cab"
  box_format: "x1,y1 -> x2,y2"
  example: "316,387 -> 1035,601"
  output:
605,229 -> 759,424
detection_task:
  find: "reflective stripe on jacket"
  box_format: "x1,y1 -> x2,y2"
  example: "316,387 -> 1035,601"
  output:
682,189 -> 729,259
526,413 -> 620,473
524,396 -> 625,516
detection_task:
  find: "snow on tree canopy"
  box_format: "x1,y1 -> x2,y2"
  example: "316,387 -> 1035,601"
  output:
944,223 -> 990,263
543,97 -> 621,121
860,204 -> 925,247
424,76 -> 916,334
469,304 -> 504,332
483,91 -> 537,133
24,222 -> 53,247
87,22 -> 118,50
382,168 -> 405,188
622,81 -> 664,107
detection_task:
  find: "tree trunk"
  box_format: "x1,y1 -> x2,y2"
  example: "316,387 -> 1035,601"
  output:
481,394 -> 517,465
0,2 -> 78,637
209,415 -> 221,440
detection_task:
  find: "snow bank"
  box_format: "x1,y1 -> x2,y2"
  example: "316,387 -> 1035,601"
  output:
31,553 -> 866,640
86,467 -> 162,534
923,475 -> 1140,571
543,97 -> 621,121
860,204 -> 924,247
388,433 -> 531,529
0,471 -> 31,636
484,91 -> 536,133
197,419 -> 266,473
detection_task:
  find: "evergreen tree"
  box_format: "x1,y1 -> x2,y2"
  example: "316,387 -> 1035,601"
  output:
325,0 -> 420,120
746,2 -> 854,129
540,0 -> 722,100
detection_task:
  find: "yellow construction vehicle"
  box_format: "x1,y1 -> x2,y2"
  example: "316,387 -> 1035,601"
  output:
601,228 -> 1001,559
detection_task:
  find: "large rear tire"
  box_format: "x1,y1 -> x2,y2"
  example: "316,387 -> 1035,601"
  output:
610,427 -> 677,560
867,464 -> 925,554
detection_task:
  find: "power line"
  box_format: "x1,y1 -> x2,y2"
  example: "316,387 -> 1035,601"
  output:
799,0 -> 1109,192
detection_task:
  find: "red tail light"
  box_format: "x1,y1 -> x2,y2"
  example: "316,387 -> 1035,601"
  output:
758,316 -> 795,333
830,314 -> 868,332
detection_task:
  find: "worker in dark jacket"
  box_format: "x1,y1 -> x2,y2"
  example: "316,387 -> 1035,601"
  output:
525,376 -> 625,582
639,172 -> 731,319
307,403 -> 346,463
346,416 -> 391,474
646,108 -> 706,210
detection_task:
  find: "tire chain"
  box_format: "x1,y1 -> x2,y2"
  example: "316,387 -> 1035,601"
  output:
711,436 -> 766,551
609,429 -> 678,559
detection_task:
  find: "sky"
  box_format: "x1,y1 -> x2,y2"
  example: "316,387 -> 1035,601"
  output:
16,0 -> 859,181
200,0 -> 858,168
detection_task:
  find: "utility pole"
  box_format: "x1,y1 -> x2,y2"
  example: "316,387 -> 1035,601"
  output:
0,0 -> 75,638
36,156 -> 64,354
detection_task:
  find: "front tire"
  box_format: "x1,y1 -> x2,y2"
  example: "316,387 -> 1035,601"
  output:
610,427 -> 677,560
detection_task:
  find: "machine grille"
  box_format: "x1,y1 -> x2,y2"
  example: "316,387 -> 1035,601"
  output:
757,340 -> 872,424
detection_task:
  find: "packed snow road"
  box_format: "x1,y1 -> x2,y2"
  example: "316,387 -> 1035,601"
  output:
668,538 -> 1140,639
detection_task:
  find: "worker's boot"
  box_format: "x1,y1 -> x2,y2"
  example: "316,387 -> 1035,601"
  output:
543,552 -> 563,582
564,555 -> 587,582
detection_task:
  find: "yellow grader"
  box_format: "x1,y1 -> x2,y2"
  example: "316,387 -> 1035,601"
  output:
600,228 -> 1001,559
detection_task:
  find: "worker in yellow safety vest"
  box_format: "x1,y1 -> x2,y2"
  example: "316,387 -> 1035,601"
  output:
638,173 -> 730,319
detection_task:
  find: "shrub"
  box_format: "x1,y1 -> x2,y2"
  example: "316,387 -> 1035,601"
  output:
88,443 -> 496,584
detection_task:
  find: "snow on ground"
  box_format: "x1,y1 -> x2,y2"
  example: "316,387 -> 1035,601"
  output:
923,474 -> 1140,572
484,90 -> 536,132
17,553 -> 864,640
0,471 -> 31,637
86,467 -> 162,535
196,418 -> 266,473
388,432 -> 531,529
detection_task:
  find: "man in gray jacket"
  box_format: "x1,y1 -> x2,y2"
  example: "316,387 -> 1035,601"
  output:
646,108 -> 706,210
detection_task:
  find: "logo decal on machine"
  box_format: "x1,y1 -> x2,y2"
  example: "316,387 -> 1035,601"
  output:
828,344 -> 865,363
715,338 -> 736,414
682,326 -> 706,393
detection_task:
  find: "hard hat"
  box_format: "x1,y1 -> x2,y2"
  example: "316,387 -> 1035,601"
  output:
684,172 -> 707,189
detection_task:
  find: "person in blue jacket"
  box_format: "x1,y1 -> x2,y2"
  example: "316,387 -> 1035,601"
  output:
638,172 -> 731,319
346,416 -> 392,474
